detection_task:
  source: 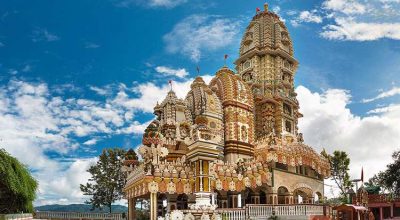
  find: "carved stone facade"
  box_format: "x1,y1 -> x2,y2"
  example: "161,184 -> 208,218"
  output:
124,4 -> 330,220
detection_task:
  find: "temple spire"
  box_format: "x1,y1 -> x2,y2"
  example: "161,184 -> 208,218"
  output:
168,80 -> 173,91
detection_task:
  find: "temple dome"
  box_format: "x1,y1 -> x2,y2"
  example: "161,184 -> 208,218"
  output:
209,67 -> 254,111
185,76 -> 223,120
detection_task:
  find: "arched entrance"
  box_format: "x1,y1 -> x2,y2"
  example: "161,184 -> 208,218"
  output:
216,190 -> 228,208
176,194 -> 188,210
157,193 -> 167,217
293,188 -> 312,204
315,192 -> 322,203
259,190 -> 266,204
277,186 -> 289,204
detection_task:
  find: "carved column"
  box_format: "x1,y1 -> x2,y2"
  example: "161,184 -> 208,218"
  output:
150,193 -> 157,220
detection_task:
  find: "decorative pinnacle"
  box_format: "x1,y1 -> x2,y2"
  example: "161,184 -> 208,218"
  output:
264,3 -> 269,12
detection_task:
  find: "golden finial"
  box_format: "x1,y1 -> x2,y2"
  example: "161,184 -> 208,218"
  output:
264,2 -> 269,12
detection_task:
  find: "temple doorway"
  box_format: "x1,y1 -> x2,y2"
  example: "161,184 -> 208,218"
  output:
176,194 -> 188,210
277,186 -> 289,204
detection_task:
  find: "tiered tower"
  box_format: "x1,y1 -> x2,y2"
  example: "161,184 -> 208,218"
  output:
210,67 -> 255,163
235,3 -> 302,141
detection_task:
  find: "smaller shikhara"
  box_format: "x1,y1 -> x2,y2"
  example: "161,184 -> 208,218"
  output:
123,3 -> 330,220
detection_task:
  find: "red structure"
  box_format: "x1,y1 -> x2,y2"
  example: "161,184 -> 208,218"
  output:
368,194 -> 400,220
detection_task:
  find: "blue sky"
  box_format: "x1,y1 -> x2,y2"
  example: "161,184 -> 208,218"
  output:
1,0 -> 400,205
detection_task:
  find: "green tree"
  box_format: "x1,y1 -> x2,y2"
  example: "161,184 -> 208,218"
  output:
322,150 -> 353,196
0,149 -> 38,214
369,150 -> 400,195
80,148 -> 127,213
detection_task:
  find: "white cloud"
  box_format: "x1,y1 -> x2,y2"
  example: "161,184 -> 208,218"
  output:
163,15 -> 241,62
291,10 -> 323,26
284,0 -> 400,41
299,11 -> 323,23
115,0 -> 186,8
155,66 -> 189,78
367,104 -> 400,114
148,0 -> 187,8
1,75 -> 217,205
322,0 -> 367,15
317,0 -> 400,41
110,75 -> 213,113
8,69 -> 18,75
32,28 -> 60,42
22,64 -> 32,72
35,158 -> 97,206
83,138 -> 99,146
0,80 -> 147,205
362,86 -> 400,103
321,17 -> 400,41
85,42 -> 100,49
89,86 -> 111,96
297,85 -> 400,195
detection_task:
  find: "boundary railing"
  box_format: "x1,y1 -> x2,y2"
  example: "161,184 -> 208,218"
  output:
34,211 -> 124,220
179,204 -> 328,220
247,204 -> 325,219
0,214 -> 33,220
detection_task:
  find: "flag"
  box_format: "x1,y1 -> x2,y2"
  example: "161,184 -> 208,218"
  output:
224,54 -> 228,60
361,167 -> 364,183
196,66 -> 200,74
256,7 -> 261,13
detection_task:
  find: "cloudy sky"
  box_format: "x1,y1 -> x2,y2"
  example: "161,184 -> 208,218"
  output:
0,0 -> 399,205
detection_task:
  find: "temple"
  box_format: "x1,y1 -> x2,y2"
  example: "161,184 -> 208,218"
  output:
123,4 -> 330,220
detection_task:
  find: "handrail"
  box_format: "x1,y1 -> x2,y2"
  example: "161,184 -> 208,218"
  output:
34,211 -> 124,220
179,204 -> 327,220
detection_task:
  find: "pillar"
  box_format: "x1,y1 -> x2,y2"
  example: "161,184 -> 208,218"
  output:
288,194 -> 294,204
128,198 -> 136,220
252,194 -> 260,204
150,193 -> 157,220
391,204 -> 394,218
379,207 -> 383,220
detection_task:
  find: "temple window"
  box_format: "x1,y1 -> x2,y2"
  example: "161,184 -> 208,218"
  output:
243,60 -> 251,69
242,72 -> 253,82
285,120 -> 292,133
283,103 -> 292,116
240,125 -> 248,142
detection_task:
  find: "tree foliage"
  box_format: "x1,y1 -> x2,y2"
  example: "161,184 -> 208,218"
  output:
0,149 -> 38,214
368,150 -> 400,195
322,149 -> 353,196
80,148 -> 127,213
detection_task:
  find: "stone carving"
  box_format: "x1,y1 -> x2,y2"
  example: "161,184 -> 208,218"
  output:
170,210 -> 184,220
200,213 -> 210,220
168,182 -> 176,194
148,181 -> 158,194
184,213 -> 195,220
